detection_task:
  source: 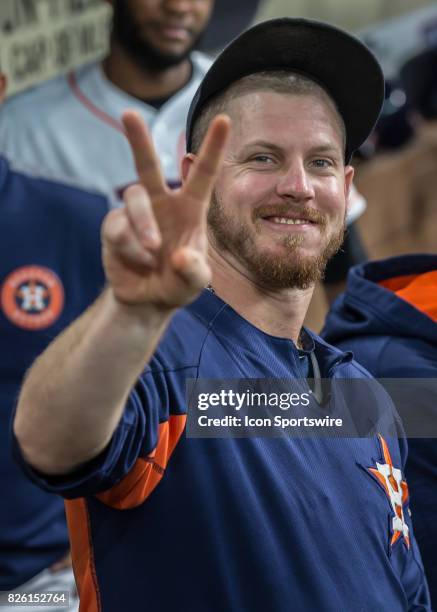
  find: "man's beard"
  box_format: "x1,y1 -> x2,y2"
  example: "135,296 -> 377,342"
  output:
207,193 -> 346,290
111,1 -> 202,72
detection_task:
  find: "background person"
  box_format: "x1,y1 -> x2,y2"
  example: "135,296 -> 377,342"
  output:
0,0 -> 215,198
322,253 -> 437,607
352,45 -> 437,263
0,72 -> 108,610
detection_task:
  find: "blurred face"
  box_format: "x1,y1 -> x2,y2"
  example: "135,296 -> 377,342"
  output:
207,91 -> 354,289
111,0 -> 214,70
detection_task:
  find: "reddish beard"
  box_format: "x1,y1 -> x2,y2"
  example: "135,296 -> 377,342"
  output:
207,192 -> 346,290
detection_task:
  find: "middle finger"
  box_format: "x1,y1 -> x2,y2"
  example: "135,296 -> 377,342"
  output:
123,110 -> 167,199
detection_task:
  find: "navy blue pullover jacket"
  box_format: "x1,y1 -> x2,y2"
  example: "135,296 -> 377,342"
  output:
14,288 -> 431,611
322,254 -> 437,607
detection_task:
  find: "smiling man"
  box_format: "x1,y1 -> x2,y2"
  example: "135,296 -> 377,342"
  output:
201,74 -> 349,293
13,19 -> 430,612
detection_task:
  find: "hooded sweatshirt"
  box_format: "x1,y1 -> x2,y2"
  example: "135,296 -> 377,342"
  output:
322,253 -> 437,606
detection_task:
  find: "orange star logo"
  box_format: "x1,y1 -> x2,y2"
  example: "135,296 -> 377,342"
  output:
368,435 -> 410,549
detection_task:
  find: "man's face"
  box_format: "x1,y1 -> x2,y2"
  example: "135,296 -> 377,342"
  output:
207,91 -> 354,290
111,0 -> 214,70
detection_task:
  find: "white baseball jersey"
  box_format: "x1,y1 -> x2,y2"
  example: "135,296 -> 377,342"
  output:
0,52 -> 212,201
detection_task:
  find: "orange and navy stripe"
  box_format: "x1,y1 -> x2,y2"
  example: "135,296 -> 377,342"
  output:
66,414 -> 186,610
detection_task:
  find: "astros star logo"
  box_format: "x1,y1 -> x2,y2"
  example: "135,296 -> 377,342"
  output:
368,434 -> 410,549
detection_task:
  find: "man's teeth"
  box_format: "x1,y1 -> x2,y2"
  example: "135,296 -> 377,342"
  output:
270,217 -> 309,225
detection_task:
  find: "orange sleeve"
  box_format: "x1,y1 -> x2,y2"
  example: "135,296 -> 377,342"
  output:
95,414 -> 186,510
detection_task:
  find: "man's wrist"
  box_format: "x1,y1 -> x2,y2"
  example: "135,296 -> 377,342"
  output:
106,287 -> 177,328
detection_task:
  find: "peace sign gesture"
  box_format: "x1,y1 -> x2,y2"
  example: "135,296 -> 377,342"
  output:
102,111 -> 230,310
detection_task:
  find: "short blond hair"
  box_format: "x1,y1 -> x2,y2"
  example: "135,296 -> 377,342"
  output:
190,71 -> 346,156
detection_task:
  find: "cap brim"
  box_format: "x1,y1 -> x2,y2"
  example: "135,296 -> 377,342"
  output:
187,18 -> 384,162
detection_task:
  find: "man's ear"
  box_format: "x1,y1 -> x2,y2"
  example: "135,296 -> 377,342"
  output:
344,165 -> 355,213
181,153 -> 197,184
0,73 -> 7,103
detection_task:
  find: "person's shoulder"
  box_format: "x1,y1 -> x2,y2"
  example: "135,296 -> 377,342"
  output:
5,156 -> 111,211
1,62 -> 101,125
2,72 -> 70,116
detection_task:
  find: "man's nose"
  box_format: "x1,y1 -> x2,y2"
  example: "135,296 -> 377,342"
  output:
276,162 -> 315,201
163,0 -> 195,15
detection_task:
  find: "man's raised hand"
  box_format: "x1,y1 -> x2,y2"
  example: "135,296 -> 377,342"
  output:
102,111 -> 230,310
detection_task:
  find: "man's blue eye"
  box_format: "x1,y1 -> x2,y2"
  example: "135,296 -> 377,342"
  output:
312,159 -> 331,168
253,155 -> 272,163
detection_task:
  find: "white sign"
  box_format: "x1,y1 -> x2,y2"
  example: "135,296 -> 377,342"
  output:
0,0 -> 112,97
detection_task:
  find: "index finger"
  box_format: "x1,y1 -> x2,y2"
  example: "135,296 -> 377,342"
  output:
183,114 -> 231,201
122,110 -> 167,198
